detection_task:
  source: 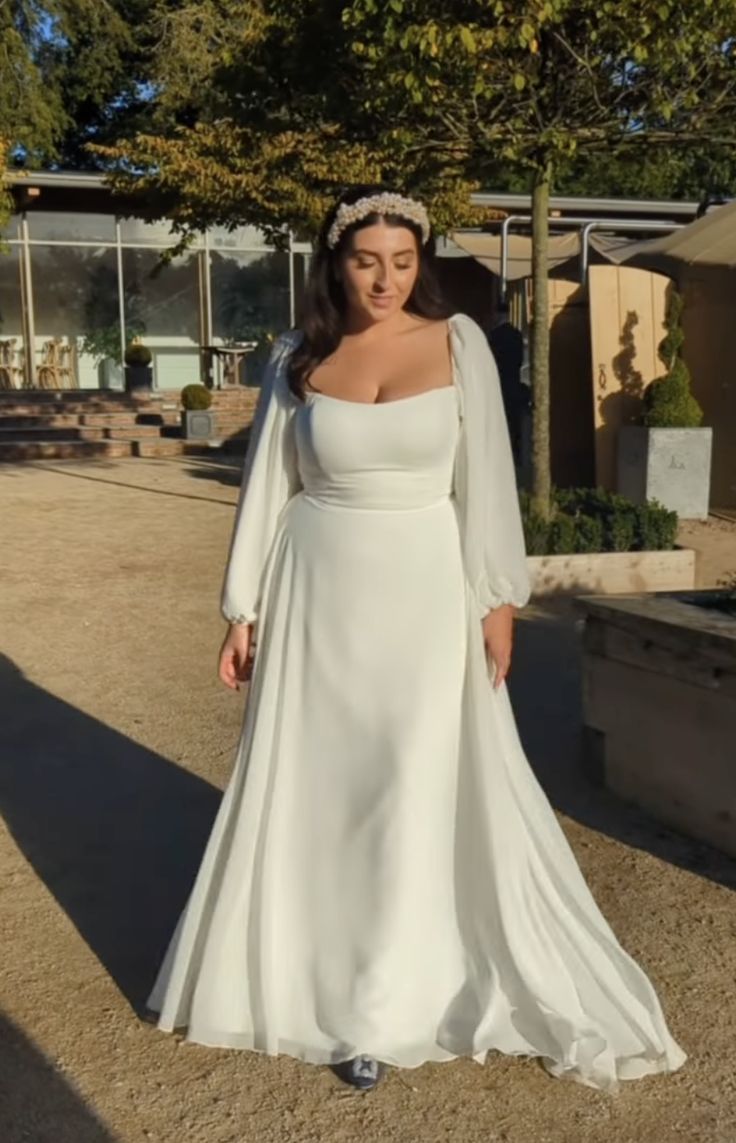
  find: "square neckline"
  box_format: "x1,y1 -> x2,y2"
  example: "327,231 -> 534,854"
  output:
307,317 -> 460,408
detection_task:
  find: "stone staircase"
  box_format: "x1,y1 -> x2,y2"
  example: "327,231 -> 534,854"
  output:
0,388 -> 260,462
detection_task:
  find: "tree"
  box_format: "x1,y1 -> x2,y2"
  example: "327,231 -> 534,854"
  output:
1,1 -> 166,171
342,0 -> 736,516
94,1 -> 736,515
93,1 -> 487,243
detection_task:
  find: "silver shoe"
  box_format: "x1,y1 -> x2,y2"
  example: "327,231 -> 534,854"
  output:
332,1054 -> 386,1090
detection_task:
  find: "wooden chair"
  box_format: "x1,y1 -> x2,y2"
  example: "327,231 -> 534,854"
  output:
0,339 -> 24,390
36,338 -> 79,390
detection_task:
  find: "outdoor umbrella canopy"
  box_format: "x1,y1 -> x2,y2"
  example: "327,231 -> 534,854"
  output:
622,200 -> 736,275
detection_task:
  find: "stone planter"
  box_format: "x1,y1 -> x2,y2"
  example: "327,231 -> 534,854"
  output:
528,547 -> 695,597
181,410 -> 217,441
617,425 -> 713,520
124,364 -> 153,394
578,592 -> 736,857
98,358 -> 124,391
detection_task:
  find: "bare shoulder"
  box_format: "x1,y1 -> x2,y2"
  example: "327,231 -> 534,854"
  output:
400,313 -> 453,348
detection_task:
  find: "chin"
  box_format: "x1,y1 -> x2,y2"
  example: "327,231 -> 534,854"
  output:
364,299 -> 402,320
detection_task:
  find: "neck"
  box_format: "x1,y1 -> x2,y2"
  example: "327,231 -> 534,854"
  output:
343,308 -> 410,340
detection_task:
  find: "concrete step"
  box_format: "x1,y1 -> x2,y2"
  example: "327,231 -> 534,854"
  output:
0,439 -> 133,461
0,400 -> 169,417
78,413 -> 143,427
134,438 -> 248,458
102,425 -> 161,441
0,414 -> 86,429
0,426 -> 106,442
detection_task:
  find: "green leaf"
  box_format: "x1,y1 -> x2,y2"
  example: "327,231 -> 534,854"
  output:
459,26 -> 476,53
513,72 -> 526,91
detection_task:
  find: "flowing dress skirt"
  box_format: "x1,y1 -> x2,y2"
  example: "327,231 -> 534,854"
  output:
148,385 -> 685,1091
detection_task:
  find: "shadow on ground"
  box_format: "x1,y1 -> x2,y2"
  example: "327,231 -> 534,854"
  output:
2,600 -> 734,1033
510,604 -> 736,891
184,459 -> 243,488
0,654 -> 220,1011
0,1014 -> 119,1143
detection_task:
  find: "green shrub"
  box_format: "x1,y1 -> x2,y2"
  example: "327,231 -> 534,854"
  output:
643,288 -> 703,428
124,340 -> 152,366
547,512 -> 576,555
181,383 -> 213,411
573,513 -> 605,553
519,487 -> 678,555
631,500 -> 678,551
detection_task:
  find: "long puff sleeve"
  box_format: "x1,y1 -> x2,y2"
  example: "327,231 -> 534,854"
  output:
450,313 -> 531,616
220,331 -> 303,626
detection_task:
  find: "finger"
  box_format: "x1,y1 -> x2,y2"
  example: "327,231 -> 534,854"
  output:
219,654 -> 238,690
493,660 -> 511,689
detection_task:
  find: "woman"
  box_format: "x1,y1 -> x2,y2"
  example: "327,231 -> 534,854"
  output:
147,187 -> 685,1093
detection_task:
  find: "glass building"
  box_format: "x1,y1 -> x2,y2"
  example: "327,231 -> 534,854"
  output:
0,172 -> 311,391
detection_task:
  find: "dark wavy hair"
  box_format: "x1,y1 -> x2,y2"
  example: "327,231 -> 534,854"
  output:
286,185 -> 450,402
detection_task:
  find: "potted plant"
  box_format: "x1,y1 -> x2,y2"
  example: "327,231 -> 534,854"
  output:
181,383 -> 216,440
124,338 -> 154,393
81,325 -> 125,390
617,287 -> 712,520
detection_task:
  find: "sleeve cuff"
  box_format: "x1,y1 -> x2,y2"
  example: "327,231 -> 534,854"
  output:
222,608 -> 257,626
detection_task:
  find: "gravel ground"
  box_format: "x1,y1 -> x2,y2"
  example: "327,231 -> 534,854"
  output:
1,457 -> 736,1143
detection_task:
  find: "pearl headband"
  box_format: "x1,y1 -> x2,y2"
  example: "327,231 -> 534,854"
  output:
326,192 -> 431,249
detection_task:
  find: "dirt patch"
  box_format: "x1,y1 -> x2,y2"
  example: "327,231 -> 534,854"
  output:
678,516 -> 736,588
1,458 -> 735,1143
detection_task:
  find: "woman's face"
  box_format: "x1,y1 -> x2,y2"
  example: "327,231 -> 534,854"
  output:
337,221 -> 420,325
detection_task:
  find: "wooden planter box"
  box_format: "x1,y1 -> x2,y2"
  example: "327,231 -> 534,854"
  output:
578,592 -> 736,857
528,547 -> 696,597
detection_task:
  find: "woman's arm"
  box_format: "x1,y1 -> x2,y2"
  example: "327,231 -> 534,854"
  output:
218,333 -> 302,688
450,314 -> 531,686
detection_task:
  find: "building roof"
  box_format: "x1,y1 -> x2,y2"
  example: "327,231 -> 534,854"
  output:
6,169 -> 701,223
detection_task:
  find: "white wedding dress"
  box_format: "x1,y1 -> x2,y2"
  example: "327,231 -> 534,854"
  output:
148,313 -> 685,1091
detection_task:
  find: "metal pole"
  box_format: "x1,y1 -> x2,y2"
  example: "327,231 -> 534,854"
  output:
20,217 -> 36,387
579,219 -> 682,282
116,219 -> 126,368
288,232 -> 296,329
492,214 -> 685,295
500,215 -> 527,300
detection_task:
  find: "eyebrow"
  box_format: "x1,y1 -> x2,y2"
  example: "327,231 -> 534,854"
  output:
352,248 -> 416,257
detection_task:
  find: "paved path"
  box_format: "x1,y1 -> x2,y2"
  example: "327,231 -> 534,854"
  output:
1,458 -> 735,1143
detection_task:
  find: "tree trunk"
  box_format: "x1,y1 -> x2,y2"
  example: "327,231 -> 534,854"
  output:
530,164 -> 552,519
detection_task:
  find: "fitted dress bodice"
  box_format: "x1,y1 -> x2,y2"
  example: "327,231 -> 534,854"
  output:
295,385 -> 460,511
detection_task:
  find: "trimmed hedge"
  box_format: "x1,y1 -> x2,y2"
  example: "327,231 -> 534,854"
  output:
520,488 -> 678,556
181,383 -> 213,411
643,288 -> 703,429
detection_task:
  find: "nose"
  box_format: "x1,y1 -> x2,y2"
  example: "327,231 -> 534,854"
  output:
373,263 -> 392,291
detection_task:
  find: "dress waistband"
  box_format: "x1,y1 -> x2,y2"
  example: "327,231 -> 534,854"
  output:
299,490 -> 453,514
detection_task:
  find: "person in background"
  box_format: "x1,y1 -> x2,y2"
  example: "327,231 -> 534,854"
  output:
487,302 -> 529,468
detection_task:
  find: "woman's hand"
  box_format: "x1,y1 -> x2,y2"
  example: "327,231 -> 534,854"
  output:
218,623 -> 255,690
481,604 -> 515,690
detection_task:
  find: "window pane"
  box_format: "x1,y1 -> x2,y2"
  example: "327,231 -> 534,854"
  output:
27,211 -> 117,243
29,245 -> 122,388
210,250 -> 290,384
122,249 -> 202,389
0,248 -> 26,389
208,224 -> 272,250
119,217 -> 204,247
1,215 -> 22,242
